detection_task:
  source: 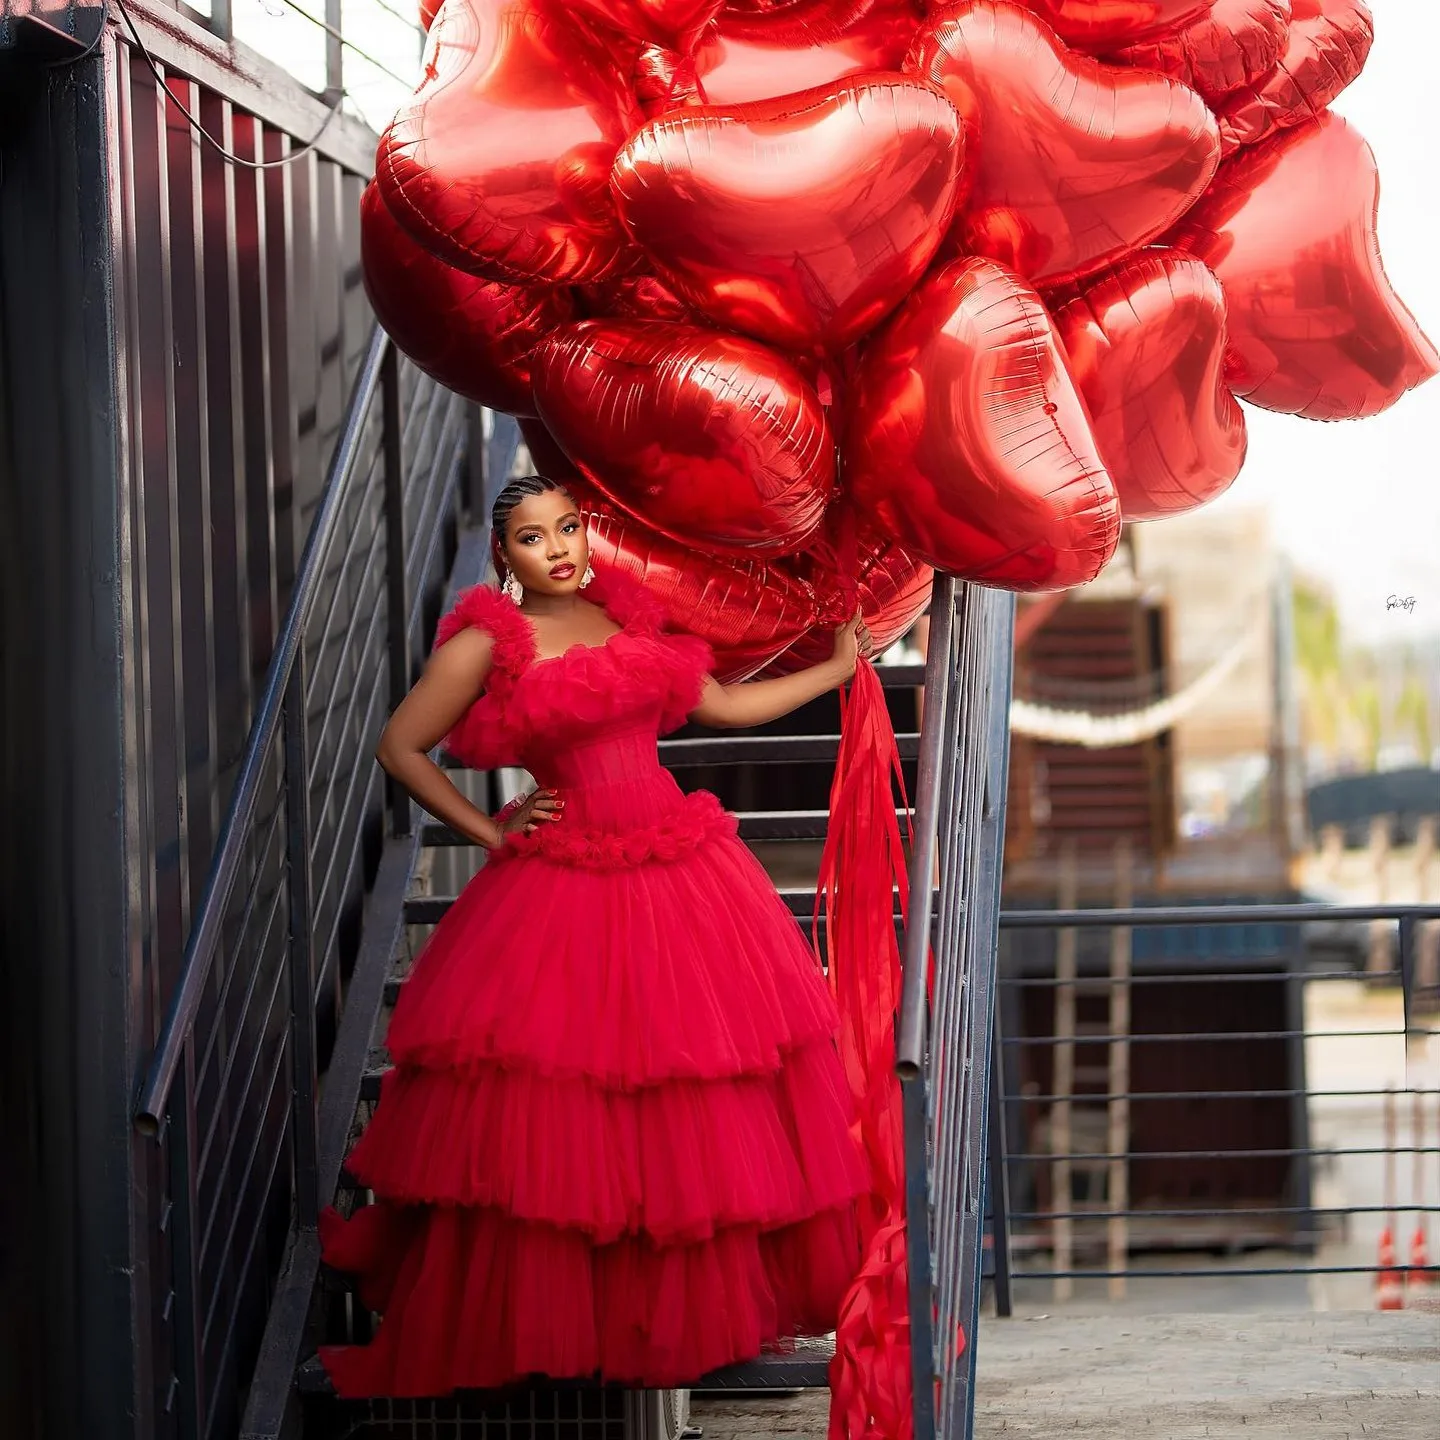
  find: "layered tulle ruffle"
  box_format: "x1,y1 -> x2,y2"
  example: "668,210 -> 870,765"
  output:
385,826 -> 839,1088
320,1200 -> 859,1396
321,822 -> 866,1396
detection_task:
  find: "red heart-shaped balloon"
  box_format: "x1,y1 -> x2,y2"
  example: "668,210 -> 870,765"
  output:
377,0 -> 644,285
1049,250 -> 1246,519
1108,0 -> 1291,97
908,2 -> 1220,286
1166,113 -> 1439,420
768,524 -> 934,671
582,498 -> 821,678
693,0 -> 920,104
574,272 -> 701,323
1014,0 -> 1211,48
845,255 -> 1121,591
533,320 -> 834,555
610,75 -> 965,354
1214,0 -> 1371,155
360,184 -> 574,415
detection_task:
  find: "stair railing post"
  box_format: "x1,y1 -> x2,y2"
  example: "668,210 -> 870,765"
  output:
167,1042 -> 206,1440
284,656 -> 321,1231
382,345 -> 411,838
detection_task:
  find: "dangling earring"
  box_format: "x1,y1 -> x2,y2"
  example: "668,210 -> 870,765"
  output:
502,570 -> 523,604
579,563 -> 595,590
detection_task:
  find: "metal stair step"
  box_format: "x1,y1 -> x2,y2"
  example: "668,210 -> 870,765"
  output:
401,884 -> 937,927
421,808 -> 914,847
296,1338 -> 834,1397
659,732 -> 919,767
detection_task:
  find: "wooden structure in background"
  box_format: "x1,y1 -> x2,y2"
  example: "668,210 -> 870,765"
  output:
1005,595 -> 1176,878
998,587 -> 1309,1268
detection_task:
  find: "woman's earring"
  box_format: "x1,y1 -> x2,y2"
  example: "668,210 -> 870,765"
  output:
579,563 -> 595,590
502,570 -> 523,604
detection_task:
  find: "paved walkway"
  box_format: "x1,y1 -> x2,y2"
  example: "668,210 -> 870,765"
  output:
689,1309 -> 1440,1439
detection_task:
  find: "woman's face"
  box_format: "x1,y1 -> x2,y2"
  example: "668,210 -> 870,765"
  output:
502,488 -> 589,598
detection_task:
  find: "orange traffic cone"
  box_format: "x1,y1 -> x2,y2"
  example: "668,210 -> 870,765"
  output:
1377,1087 -> 1405,1309
1376,1225 -> 1406,1309
1410,1089 -> 1433,1289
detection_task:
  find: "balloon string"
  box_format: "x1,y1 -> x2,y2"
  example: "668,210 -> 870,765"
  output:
818,659 -> 917,1440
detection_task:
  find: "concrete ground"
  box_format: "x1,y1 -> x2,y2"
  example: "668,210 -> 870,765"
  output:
690,1309 -> 1439,1439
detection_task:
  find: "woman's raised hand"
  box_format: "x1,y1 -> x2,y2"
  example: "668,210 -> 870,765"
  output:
830,611 -> 874,683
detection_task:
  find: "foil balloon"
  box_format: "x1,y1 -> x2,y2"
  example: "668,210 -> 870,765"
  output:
377,0 -> 644,285
574,271 -> 700,322
1049,250 -> 1247,520
1013,0 -> 1212,49
583,498 -> 821,678
719,0 -> 882,42
1214,0 -> 1372,155
611,76 -> 965,354
360,184 -> 574,415
769,527 -> 934,672
1166,112 -> 1439,420
570,0 -> 726,51
845,255 -> 1121,591
632,41 -> 705,113
532,320 -> 834,555
693,1 -> 920,104
1109,0 -> 1290,98
907,2 -> 1220,287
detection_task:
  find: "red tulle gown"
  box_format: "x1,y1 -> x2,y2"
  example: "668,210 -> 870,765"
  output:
318,571 -> 867,1397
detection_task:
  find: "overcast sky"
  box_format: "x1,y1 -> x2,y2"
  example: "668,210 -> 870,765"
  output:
1208,0 -> 1440,646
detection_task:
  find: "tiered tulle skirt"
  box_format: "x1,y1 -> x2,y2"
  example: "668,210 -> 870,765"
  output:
319,793 -> 866,1396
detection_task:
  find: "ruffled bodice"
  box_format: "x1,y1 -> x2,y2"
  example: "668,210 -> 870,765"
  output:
434,571 -> 719,859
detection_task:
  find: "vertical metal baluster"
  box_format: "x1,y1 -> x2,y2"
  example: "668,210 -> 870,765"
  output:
285,658 -> 321,1229
324,0 -> 344,102
466,405 -> 488,522
167,1044 -> 205,1439
986,998 -> 1015,1319
210,0 -> 233,43
381,345 -> 411,838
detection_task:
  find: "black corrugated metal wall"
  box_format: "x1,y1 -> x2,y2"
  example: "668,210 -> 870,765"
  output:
0,24 -> 400,1439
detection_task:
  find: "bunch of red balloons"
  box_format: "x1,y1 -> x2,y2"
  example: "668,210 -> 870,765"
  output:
362,0 -> 1436,680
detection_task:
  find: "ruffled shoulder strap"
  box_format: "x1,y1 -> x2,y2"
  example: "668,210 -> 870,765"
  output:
588,566 -> 672,636
434,584 -> 535,684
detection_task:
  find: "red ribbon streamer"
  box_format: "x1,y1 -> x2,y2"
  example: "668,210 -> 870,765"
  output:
816,658 -> 916,1440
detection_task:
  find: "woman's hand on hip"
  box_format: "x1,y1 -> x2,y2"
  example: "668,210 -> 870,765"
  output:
502,788 -> 564,836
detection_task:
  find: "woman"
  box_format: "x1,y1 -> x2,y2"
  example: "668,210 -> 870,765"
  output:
319,474 -> 874,1396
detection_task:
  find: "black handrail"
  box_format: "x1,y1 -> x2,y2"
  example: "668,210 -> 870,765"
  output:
135,325 -> 391,1135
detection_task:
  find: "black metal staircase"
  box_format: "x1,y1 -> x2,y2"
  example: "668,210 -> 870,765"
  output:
129,320 -> 1015,1440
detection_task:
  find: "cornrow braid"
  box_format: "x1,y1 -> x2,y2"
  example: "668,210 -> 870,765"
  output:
491,473 -> 569,546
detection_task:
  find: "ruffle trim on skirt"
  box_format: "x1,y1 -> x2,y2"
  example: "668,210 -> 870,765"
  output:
385,820 -> 839,1088
318,1199 -> 860,1397
345,1040 -> 867,1245
487,789 -> 737,870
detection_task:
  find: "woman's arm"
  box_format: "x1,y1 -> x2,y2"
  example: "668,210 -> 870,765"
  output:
689,615 -> 871,731
374,629 -> 559,848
